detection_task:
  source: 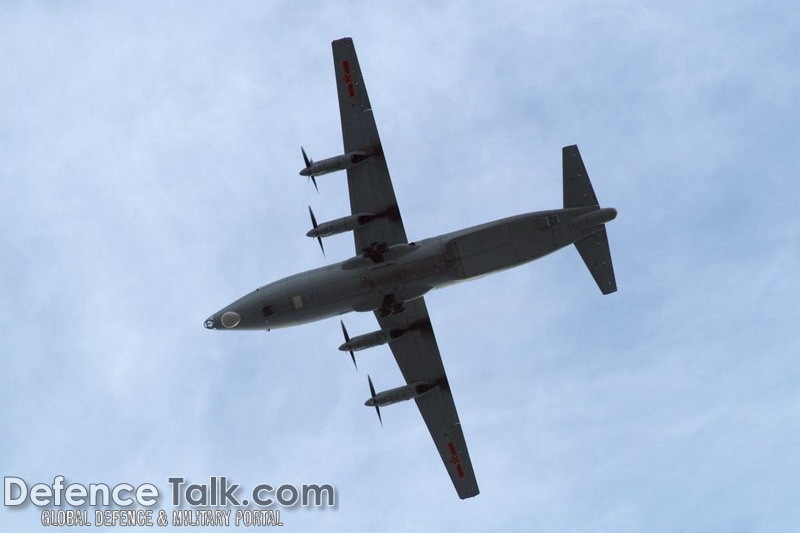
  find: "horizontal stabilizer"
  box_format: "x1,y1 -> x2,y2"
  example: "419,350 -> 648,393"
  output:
575,227 -> 617,294
563,145 -> 598,208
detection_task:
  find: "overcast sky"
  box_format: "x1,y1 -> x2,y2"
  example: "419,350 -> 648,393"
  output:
2,1 -> 799,531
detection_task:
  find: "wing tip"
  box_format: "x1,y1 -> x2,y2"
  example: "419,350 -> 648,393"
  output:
332,37 -> 353,47
458,486 -> 480,499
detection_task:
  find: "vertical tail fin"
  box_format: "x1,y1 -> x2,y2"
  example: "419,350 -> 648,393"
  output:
563,144 -> 598,208
563,145 -> 618,294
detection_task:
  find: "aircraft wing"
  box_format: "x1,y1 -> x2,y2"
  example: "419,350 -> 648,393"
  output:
332,38 -> 408,253
374,299 -> 480,499
332,38 -> 479,499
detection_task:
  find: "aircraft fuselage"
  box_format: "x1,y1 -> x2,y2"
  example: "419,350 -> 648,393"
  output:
205,206 -> 616,331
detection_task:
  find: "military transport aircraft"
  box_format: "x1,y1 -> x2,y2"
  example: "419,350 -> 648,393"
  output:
205,38 -> 617,499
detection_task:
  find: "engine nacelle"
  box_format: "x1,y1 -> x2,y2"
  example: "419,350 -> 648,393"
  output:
299,151 -> 370,177
307,212 -> 377,239
338,327 -> 408,352
365,380 -> 437,407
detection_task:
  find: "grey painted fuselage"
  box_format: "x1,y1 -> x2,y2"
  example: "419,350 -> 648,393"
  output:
204,206 -> 616,331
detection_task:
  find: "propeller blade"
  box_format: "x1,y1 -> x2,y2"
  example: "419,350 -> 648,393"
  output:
308,205 -> 318,228
340,320 -> 357,370
368,375 -> 382,427
301,146 -> 312,167
301,147 -> 319,192
307,206 -> 324,256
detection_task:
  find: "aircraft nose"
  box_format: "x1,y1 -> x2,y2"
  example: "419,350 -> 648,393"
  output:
220,311 -> 241,328
204,311 -> 242,330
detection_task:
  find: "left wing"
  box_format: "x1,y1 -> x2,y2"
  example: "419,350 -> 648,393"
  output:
332,38 -> 407,253
332,38 -> 480,499
375,299 -> 480,499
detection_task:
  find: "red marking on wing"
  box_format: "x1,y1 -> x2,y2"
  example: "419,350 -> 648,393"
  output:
447,441 -> 465,477
341,61 -> 356,98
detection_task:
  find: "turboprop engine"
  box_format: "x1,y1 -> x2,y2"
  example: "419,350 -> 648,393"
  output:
364,375 -> 438,426
338,327 -> 409,353
337,321 -> 409,369
299,147 -> 370,178
307,212 -> 378,239
365,380 -> 437,407
306,208 -> 379,255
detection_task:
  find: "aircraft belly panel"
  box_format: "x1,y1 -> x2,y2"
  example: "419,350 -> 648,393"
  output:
280,266 -> 371,325
508,215 -> 560,263
449,222 -> 517,279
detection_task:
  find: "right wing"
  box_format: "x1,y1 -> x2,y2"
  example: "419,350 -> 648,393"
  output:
375,299 -> 480,499
332,38 -> 408,253
333,37 -> 479,499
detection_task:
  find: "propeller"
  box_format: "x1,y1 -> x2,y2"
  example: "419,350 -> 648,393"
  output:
339,320 -> 357,369
301,147 -> 318,193
307,206 -> 325,256
367,375 -> 383,427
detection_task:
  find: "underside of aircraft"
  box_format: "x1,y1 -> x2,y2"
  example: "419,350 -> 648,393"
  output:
206,38 -> 617,499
